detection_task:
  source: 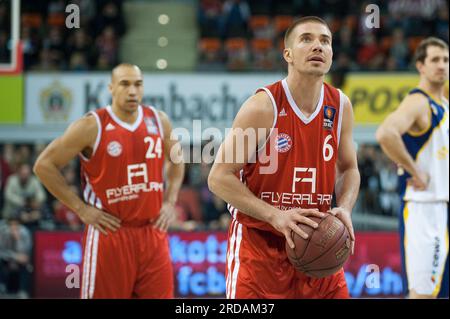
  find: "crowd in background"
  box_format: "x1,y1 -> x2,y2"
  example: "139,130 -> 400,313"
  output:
1,0 -> 448,71
0,0 -> 125,70
197,0 -> 449,71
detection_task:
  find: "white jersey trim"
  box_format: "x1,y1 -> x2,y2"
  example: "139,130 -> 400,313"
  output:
79,111 -> 102,162
256,87 -> 278,153
106,105 -> 143,132
337,89 -> 345,146
281,78 -> 324,125
149,106 -> 164,139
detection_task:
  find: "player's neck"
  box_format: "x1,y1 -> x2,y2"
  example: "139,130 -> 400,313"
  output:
418,80 -> 445,103
111,103 -> 139,124
286,73 -> 323,117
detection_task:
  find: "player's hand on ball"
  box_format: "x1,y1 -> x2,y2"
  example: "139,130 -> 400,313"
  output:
328,207 -> 355,255
272,208 -> 325,249
154,202 -> 177,232
77,204 -> 121,235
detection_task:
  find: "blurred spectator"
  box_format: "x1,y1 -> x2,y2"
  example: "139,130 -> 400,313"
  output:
198,0 -> 223,37
21,26 -> 40,69
42,27 -> 66,69
95,1 -> 126,37
175,187 -> 203,224
357,145 -> 380,214
435,6 -> 449,42
222,0 -> 251,38
17,197 -> 47,232
95,26 -> 118,67
0,217 -> 32,298
96,53 -> 112,70
2,163 -> 47,221
67,30 -> 93,68
72,0 -> 97,28
33,48 -> 60,71
334,26 -> 356,62
378,157 -> 400,216
68,52 -> 89,71
47,0 -> 66,15
0,152 -> 12,212
389,28 -> 409,70
357,33 -> 384,70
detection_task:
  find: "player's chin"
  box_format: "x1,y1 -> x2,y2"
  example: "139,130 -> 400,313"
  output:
125,101 -> 139,109
307,68 -> 327,76
430,79 -> 447,86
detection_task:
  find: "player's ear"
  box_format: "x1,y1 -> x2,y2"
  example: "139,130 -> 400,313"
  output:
108,83 -> 113,93
415,60 -> 423,73
283,47 -> 293,63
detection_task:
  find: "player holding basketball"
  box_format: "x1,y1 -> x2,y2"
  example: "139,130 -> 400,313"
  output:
34,64 -> 185,298
376,38 -> 449,299
208,17 -> 360,298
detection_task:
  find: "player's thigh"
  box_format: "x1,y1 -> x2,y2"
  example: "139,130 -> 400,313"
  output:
404,202 -> 448,296
226,221 -> 296,299
81,226 -> 136,299
133,229 -> 174,299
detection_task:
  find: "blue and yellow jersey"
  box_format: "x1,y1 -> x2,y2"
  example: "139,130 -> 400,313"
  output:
398,88 -> 449,202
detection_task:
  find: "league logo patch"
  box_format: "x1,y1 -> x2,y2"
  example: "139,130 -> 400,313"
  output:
144,117 -> 159,135
323,105 -> 336,130
107,141 -> 122,157
275,133 -> 292,153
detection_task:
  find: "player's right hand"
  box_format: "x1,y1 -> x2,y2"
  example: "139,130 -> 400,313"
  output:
408,170 -> 430,191
271,208 -> 325,249
77,204 -> 121,235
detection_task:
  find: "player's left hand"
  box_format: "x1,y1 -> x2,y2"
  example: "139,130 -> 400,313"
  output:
328,207 -> 355,255
154,202 -> 177,232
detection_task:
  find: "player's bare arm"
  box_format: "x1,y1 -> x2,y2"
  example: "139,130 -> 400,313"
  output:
376,93 -> 430,189
153,110 -> 185,232
208,91 -> 324,249
33,115 -> 121,235
331,95 -> 360,254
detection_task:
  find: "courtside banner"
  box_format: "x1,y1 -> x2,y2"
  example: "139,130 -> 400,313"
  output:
25,73 -> 446,129
33,231 -> 403,298
24,73 -> 281,131
342,73 -> 420,125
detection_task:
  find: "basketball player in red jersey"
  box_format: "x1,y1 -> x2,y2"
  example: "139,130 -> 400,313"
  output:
208,17 -> 360,298
34,64 -> 185,298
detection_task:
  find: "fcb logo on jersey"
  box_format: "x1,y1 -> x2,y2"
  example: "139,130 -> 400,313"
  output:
275,133 -> 292,153
323,105 -> 336,130
144,117 -> 159,135
107,141 -> 123,157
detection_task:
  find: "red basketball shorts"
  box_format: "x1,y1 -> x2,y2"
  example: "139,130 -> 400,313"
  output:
80,223 -> 174,299
225,219 -> 349,299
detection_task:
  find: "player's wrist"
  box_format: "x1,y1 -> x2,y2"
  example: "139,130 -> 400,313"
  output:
266,206 -> 280,226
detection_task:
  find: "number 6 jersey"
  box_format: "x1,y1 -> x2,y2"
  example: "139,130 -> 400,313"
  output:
227,79 -> 345,234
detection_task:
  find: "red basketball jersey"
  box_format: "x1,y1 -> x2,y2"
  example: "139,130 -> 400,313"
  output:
80,105 -> 165,224
228,79 -> 345,234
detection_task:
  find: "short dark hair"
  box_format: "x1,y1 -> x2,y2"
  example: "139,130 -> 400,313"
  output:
284,16 -> 331,47
414,37 -> 449,63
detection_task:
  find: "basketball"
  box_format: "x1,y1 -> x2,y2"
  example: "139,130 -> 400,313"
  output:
286,213 -> 351,278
